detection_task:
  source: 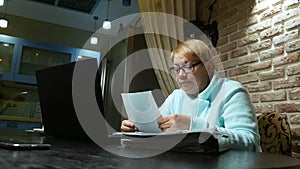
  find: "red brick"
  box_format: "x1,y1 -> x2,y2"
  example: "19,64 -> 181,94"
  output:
275,103 -> 300,113
234,73 -> 259,84
287,62 -> 300,76
238,34 -> 259,47
227,0 -> 246,9
238,16 -> 258,29
260,25 -> 283,39
273,52 -> 300,66
230,29 -> 247,42
253,103 -> 273,113
248,20 -> 272,34
250,93 -> 260,103
251,1 -> 269,14
260,91 -> 286,102
273,76 -> 300,89
219,42 -> 237,54
231,46 -> 248,58
273,8 -> 298,24
249,60 -> 272,72
260,4 -> 282,20
285,40 -> 300,53
259,46 -> 284,60
273,29 -> 298,45
289,114 -> 300,125
223,59 -> 238,69
227,11 -> 247,26
228,66 -> 248,77
289,89 -> 300,100
259,68 -> 285,81
217,37 -> 229,47
238,53 -> 259,65
220,24 -> 238,37
285,17 -> 300,30
219,53 -> 229,62
248,81 -> 272,92
249,39 -> 272,52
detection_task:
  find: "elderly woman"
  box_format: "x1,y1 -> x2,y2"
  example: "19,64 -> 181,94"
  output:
121,39 -> 260,152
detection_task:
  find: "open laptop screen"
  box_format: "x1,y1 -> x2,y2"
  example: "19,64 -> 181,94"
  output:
35,58 -> 104,140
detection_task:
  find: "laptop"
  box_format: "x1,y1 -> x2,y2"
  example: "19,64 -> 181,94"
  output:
35,58 -> 104,141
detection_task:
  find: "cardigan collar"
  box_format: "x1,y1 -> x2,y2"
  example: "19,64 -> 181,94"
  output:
197,74 -> 219,101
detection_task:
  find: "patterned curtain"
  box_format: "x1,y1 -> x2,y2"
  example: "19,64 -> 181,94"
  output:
137,0 -> 196,96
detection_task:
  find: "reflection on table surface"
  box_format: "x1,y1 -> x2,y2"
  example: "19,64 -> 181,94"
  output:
1,129 -> 300,169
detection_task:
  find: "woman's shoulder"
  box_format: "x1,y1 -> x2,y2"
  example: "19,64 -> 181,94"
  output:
212,75 -> 242,87
222,78 -> 244,88
214,77 -> 248,95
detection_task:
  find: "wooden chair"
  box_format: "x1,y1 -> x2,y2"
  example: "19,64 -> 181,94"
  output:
257,112 -> 292,156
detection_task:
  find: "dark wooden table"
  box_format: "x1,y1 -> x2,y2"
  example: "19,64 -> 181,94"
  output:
1,129 -> 300,169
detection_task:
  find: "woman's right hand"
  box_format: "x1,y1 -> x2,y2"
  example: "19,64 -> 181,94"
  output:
121,120 -> 138,132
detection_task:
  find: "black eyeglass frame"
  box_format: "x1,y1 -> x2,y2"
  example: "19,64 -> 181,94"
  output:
169,61 -> 203,75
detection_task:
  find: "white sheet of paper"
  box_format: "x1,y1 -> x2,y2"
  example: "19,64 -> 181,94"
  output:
119,130 -> 188,137
112,129 -> 228,139
121,91 -> 162,133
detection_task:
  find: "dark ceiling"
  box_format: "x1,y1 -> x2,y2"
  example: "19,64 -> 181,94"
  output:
31,0 -> 100,13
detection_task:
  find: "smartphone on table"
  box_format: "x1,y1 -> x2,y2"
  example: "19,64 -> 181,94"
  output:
0,138 -> 51,150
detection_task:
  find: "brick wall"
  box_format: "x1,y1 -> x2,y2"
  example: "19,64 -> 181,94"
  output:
197,0 -> 300,153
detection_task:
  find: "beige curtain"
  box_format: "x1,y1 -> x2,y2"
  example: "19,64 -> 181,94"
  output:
137,0 -> 196,96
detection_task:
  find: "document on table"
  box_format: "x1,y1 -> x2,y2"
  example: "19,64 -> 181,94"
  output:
111,129 -> 226,153
112,129 -> 228,138
112,130 -> 188,137
121,91 -> 162,133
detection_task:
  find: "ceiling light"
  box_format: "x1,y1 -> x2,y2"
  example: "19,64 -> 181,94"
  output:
0,0 -> 8,28
103,19 -> 111,30
90,37 -> 98,44
103,0 -> 111,30
90,16 -> 99,44
0,0 -> 4,6
0,19 -> 8,28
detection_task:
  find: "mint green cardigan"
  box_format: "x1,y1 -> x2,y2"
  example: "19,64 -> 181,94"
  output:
159,75 -> 261,152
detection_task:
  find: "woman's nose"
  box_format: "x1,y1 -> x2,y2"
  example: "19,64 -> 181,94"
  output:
177,69 -> 187,78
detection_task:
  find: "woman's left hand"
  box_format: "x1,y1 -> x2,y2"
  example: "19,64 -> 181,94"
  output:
157,114 -> 191,132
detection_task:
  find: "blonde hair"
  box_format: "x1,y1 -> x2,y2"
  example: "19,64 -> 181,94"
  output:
170,39 -> 215,78
170,39 -> 213,63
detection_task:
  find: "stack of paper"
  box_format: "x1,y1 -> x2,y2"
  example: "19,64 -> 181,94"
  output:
115,131 -> 219,153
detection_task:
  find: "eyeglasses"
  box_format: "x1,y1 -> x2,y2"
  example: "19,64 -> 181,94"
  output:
169,61 -> 202,75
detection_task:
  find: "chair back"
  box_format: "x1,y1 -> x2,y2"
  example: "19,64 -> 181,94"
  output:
257,112 -> 292,155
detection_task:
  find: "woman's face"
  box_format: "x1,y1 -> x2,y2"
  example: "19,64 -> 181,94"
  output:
173,56 -> 210,96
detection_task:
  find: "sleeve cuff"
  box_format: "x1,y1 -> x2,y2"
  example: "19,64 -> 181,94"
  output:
189,116 -> 209,131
